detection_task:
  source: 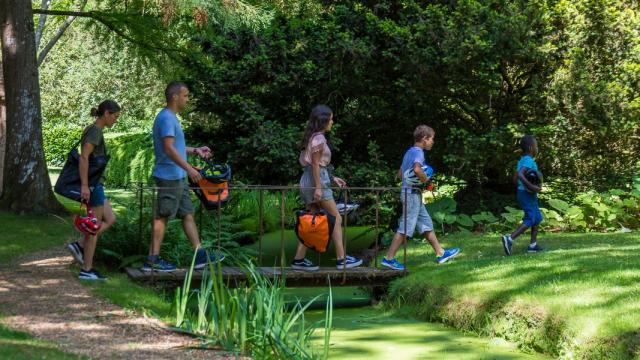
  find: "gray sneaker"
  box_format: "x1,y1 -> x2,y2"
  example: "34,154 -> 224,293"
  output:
78,268 -> 107,281
501,235 -> 513,256
291,258 -> 319,272
67,241 -> 84,265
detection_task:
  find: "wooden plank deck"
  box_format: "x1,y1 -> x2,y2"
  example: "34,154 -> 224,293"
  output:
125,266 -> 406,288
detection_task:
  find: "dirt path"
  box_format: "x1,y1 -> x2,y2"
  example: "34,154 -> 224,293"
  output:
0,247 -> 238,359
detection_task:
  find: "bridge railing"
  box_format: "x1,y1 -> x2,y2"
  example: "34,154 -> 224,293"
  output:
127,183 -> 413,284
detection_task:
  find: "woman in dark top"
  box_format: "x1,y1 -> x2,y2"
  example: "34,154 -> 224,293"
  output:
67,100 -> 120,281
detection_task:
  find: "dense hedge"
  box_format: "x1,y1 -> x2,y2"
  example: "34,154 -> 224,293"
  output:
43,122 -> 84,166
176,0 -> 639,198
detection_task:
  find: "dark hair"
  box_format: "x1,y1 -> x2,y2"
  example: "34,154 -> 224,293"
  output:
165,81 -> 188,103
519,134 -> 537,153
300,105 -> 333,149
413,125 -> 435,142
90,100 -> 121,117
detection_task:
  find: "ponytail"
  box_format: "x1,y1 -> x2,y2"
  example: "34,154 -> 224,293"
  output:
91,100 -> 121,117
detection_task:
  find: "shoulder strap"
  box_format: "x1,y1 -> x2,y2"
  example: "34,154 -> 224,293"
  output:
73,126 -> 89,149
74,125 -> 98,154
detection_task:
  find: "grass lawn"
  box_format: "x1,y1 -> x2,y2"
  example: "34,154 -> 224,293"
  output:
81,272 -> 175,323
0,323 -> 84,360
0,212 -> 76,263
388,231 -> 640,359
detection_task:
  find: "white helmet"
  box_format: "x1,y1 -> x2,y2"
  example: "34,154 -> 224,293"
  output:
403,165 -> 434,186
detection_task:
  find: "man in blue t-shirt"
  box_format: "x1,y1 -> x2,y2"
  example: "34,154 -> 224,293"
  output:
142,81 -> 224,272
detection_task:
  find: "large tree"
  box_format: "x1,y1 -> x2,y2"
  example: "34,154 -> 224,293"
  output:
0,55 -> 5,198
0,0 -> 64,213
0,0 -> 267,213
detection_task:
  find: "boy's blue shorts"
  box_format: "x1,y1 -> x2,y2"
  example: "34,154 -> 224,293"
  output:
397,190 -> 434,237
517,189 -> 543,227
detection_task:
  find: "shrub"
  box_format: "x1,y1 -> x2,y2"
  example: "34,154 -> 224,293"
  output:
42,122 -> 84,166
102,132 -> 155,187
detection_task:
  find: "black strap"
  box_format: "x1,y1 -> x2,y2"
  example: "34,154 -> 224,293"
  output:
336,188 -> 351,203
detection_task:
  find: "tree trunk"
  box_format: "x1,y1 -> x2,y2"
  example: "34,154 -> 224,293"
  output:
0,55 -> 5,198
0,0 -> 65,214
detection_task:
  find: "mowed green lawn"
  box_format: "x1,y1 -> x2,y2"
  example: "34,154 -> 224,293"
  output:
0,212 -> 76,263
389,232 -> 640,358
0,323 -> 84,360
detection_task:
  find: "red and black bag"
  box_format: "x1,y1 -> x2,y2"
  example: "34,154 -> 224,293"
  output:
294,210 -> 336,253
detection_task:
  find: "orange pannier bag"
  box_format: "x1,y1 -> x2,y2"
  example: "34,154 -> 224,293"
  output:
295,210 -> 336,253
189,162 -> 231,210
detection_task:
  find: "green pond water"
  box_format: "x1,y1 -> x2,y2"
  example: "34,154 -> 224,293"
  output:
287,288 -> 548,360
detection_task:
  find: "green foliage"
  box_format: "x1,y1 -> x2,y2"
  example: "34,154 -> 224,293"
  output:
43,127 -> 155,187
42,122 -> 84,166
173,253 -> 333,358
338,141 -> 394,188
40,0 -> 640,215
230,189 -> 301,234
102,132 -> 155,187
230,120 -> 302,184
423,180 -> 640,235
38,16 -> 167,132
544,0 -> 640,189
168,0 -> 638,196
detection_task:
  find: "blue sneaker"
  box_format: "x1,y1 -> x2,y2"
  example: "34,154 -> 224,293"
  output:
501,235 -> 513,256
436,247 -> 460,264
381,257 -> 405,271
194,248 -> 225,270
141,257 -> 176,272
336,255 -> 363,269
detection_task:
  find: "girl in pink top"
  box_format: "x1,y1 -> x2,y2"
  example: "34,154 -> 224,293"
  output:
293,105 -> 363,271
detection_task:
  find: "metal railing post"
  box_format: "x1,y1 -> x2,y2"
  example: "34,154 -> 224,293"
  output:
280,190 -> 286,276
150,186 -> 157,283
375,190 -> 380,270
258,189 -> 264,266
137,182 -> 143,254
342,188 -> 348,284
403,189 -> 408,275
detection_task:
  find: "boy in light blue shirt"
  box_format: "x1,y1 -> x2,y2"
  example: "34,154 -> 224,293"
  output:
381,125 -> 461,270
501,135 -> 544,255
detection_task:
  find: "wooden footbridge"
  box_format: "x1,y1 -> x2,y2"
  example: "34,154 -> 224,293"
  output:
125,266 -> 406,288
124,184 -> 412,292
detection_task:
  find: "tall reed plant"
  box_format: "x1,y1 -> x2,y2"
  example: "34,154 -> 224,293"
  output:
173,251 -> 333,359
